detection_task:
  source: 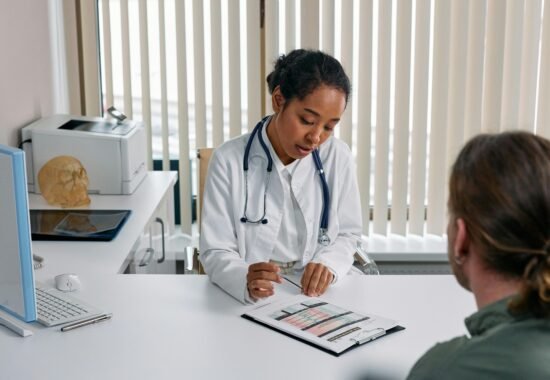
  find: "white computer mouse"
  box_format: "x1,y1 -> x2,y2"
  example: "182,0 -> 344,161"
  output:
54,274 -> 81,292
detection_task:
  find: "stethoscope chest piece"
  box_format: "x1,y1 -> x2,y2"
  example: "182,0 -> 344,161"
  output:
318,228 -> 331,246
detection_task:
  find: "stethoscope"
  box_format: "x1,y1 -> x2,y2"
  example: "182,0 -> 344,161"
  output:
240,116 -> 331,246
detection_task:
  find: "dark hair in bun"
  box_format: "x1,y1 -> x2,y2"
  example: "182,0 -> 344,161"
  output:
266,49 -> 351,104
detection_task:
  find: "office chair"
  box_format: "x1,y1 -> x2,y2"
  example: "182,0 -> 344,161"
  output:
194,147 -> 213,274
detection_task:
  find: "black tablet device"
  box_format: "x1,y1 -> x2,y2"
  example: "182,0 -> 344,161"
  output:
29,209 -> 131,241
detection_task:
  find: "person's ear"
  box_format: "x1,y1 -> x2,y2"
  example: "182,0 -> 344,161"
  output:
453,218 -> 470,264
271,86 -> 286,112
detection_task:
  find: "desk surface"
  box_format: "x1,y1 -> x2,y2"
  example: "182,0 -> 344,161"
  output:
1,171 -> 476,379
28,171 -> 177,277
1,275 -> 475,380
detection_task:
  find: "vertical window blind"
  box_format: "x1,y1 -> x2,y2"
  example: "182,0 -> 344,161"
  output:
96,0 -> 550,237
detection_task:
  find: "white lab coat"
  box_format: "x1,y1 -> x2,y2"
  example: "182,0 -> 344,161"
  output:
199,121 -> 362,303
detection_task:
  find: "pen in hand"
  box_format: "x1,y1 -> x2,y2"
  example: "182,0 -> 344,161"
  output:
282,276 -> 302,290
60,313 -> 113,332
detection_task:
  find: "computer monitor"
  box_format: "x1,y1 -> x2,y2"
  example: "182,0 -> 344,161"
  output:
0,144 -> 36,322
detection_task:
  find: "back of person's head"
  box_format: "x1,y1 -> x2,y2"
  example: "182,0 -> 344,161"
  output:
449,131 -> 550,317
266,49 -> 351,105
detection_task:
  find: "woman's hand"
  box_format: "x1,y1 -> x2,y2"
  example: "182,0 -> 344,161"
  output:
247,262 -> 282,300
301,263 -> 333,297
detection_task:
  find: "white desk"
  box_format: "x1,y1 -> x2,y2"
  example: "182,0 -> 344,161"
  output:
1,170 -> 477,379
0,275 -> 475,380
28,171 -> 178,278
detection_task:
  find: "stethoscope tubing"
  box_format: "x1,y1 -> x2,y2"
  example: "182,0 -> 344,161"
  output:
241,116 -> 331,245
311,149 -> 330,230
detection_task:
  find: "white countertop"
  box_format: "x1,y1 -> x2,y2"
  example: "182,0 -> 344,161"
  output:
0,275 -> 475,380
28,171 -> 178,279
0,170 -> 476,379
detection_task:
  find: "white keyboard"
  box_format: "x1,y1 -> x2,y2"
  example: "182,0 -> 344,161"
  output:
35,286 -> 102,327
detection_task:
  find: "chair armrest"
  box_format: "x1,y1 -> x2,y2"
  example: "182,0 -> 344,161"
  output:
353,242 -> 380,275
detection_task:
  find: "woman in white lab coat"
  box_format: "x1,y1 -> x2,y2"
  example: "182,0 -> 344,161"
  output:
200,49 -> 362,304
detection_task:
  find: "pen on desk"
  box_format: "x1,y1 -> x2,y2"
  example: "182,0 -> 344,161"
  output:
60,313 -> 113,332
282,276 -> 302,290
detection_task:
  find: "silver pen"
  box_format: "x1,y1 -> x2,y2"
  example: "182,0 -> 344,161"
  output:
60,313 -> 113,332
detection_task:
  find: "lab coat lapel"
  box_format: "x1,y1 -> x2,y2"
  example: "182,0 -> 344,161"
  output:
245,125 -> 284,262
287,154 -> 318,258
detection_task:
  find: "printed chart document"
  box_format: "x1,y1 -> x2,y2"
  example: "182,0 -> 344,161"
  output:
242,295 -> 404,356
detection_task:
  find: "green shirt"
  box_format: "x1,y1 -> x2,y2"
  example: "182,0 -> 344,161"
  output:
407,297 -> 550,380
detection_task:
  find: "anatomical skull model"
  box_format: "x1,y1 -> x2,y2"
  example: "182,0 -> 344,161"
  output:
38,156 -> 91,207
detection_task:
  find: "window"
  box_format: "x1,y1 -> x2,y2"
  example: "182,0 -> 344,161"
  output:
92,0 -> 550,238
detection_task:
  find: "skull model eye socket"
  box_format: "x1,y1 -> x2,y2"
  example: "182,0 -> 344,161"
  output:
38,155 -> 91,208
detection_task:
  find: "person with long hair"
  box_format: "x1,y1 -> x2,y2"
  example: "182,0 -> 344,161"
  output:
408,131 -> 550,379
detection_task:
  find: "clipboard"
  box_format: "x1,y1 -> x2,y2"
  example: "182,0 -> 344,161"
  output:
241,295 -> 405,357
242,314 -> 405,357
29,209 -> 131,241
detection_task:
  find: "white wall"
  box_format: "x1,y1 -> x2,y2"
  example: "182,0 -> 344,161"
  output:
0,0 -> 54,147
